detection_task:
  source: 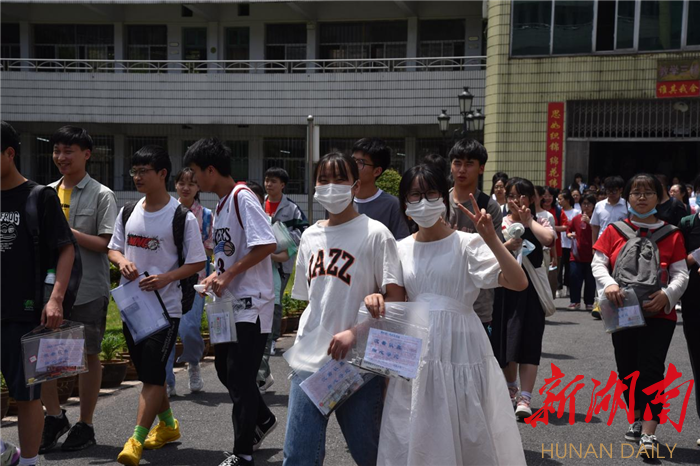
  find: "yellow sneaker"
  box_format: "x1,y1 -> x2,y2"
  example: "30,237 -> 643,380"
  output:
143,420 -> 181,450
117,438 -> 143,466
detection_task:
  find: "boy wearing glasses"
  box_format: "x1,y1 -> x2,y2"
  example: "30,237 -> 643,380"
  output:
591,176 -> 627,242
40,126 -> 118,453
351,138 -> 409,240
108,146 -> 207,466
447,139 -> 503,336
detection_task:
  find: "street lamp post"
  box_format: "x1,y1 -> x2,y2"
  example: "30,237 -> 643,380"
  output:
436,87 -> 485,142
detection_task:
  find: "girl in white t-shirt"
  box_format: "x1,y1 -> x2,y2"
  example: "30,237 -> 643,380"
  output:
283,152 -> 405,466
368,164 -> 528,465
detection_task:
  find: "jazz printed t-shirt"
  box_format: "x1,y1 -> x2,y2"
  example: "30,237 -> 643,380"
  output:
108,197 -> 207,319
292,214 -> 403,342
57,186 -> 72,220
593,219 -> 686,322
213,185 -> 277,333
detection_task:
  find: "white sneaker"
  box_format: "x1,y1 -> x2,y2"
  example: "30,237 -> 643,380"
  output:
515,396 -> 532,419
166,383 -> 178,398
188,363 -> 204,393
259,374 -> 274,394
270,341 -> 276,356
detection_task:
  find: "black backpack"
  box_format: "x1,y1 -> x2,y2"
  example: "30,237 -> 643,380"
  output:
121,202 -> 197,313
26,185 -> 83,316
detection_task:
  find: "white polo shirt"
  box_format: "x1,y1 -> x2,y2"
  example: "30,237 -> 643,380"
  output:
590,197 -> 628,239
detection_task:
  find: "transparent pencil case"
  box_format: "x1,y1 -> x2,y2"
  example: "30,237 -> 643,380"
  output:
200,287 -> 246,345
111,272 -> 171,344
21,320 -> 88,386
348,302 -> 430,381
284,324 -> 374,418
600,287 -> 646,333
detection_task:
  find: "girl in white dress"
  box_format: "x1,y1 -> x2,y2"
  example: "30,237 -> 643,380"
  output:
368,164 -> 529,466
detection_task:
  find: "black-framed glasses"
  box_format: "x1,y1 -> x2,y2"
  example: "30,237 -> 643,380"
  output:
129,168 -> 156,177
352,157 -> 374,170
629,191 -> 657,199
406,190 -> 442,204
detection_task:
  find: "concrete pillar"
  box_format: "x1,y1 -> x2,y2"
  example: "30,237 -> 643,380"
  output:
405,136 -> 416,169
114,22 -> 124,73
249,22 -> 264,73
169,137 -> 182,179
306,21 -> 317,72
168,24 -> 182,73
249,136 -> 264,182
407,17 -> 418,58
20,133 -> 33,178
20,22 -> 30,59
114,135 -> 126,191
207,21 -> 219,73
465,16 -> 482,56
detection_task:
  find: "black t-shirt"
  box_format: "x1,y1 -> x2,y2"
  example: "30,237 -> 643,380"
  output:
656,198 -> 687,227
1,180 -> 74,323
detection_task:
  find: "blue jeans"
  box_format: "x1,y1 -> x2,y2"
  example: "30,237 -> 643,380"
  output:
283,374 -> 383,466
166,293 -> 205,387
569,261 -> 595,306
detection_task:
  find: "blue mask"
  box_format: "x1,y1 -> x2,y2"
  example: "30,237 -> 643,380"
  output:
628,206 -> 657,219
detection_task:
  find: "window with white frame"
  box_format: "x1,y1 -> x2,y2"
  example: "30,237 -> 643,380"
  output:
319,21 -> 408,62
265,23 -> 307,63
126,25 -> 167,61
418,20 -> 466,57
263,138 -> 306,194
511,0 -> 699,57
2,23 -> 20,59
34,24 -> 114,61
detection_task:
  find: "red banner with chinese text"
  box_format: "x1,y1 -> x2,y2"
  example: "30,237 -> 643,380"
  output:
656,80 -> 700,98
545,102 -> 564,189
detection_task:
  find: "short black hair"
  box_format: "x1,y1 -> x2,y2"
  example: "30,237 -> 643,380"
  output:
448,138 -> 488,165
352,137 -> 390,176
603,176 -> 625,191
398,163 -> 450,225
623,173 -> 663,203
314,151 -> 360,184
1,121 -> 20,155
174,167 -> 200,201
49,126 -> 93,151
654,173 -> 669,189
574,173 -> 584,181
265,167 -> 289,185
421,153 -> 449,180
535,185 -> 546,197
246,181 -> 265,204
183,138 -> 232,177
546,186 -> 559,204
581,194 -> 597,206
132,145 -> 172,184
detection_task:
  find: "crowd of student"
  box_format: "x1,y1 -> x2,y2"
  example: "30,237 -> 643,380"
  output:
1,119 -> 699,466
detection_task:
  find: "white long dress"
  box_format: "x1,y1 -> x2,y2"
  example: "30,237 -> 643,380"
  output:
378,231 -> 526,466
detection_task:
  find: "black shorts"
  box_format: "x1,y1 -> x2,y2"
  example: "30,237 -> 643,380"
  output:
123,318 -> 180,386
1,321 -> 42,401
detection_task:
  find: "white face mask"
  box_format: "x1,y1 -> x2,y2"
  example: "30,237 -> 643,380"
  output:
314,183 -> 356,215
405,198 -> 446,228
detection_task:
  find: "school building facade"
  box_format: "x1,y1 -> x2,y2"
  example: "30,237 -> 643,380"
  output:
1,0 -> 699,208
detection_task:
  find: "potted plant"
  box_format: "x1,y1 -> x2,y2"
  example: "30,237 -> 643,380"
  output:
1,375 -> 9,419
100,333 -> 128,388
283,294 -> 306,333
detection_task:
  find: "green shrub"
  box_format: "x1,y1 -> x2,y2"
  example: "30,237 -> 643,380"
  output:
376,169 -> 402,197
109,263 -> 121,289
282,293 -> 307,316
100,333 -> 126,361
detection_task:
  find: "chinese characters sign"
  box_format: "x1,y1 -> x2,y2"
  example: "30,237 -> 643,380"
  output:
545,102 -> 564,188
525,363 -> 695,432
656,59 -> 699,98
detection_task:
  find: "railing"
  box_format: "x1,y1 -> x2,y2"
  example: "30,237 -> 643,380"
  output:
0,56 -> 486,73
